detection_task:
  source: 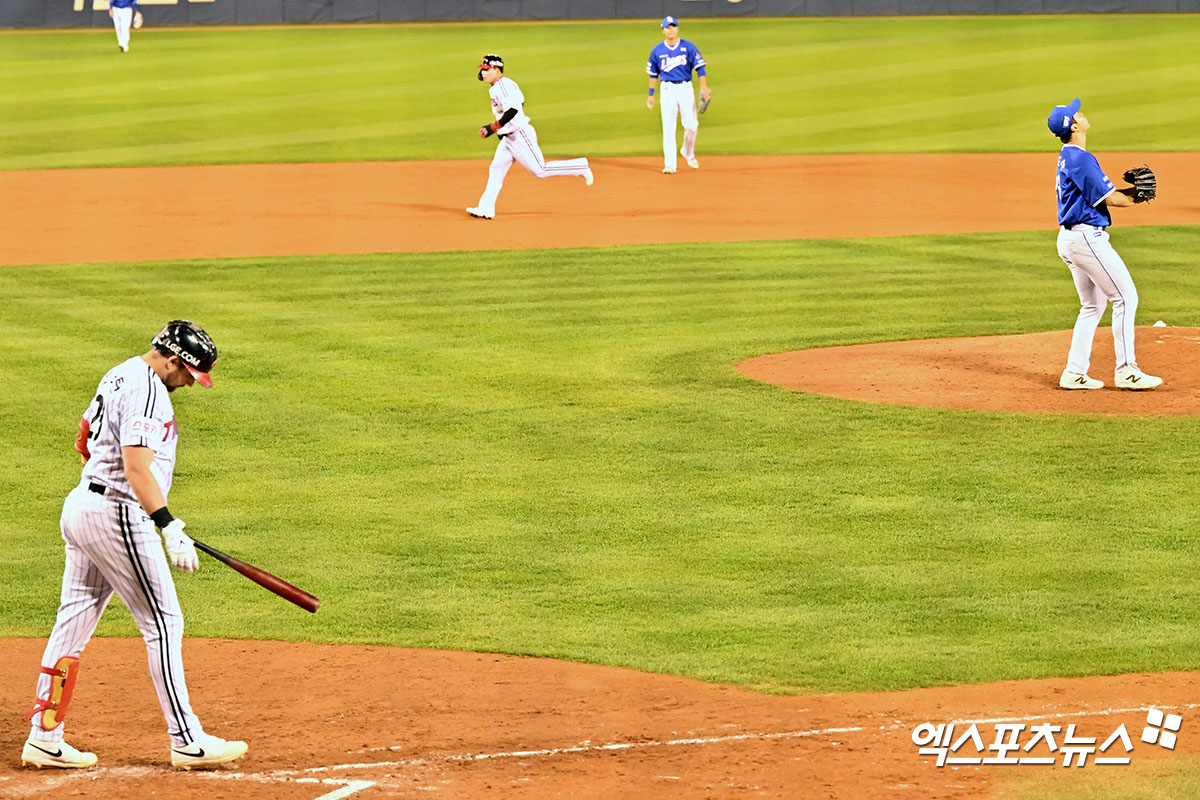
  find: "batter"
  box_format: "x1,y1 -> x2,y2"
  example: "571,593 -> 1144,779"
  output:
1050,98 -> 1162,391
22,321 -> 249,770
646,16 -> 711,174
467,54 -> 592,220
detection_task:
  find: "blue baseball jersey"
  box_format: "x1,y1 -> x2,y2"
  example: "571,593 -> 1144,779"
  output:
646,40 -> 706,82
1055,145 -> 1116,228
110,0 -> 139,8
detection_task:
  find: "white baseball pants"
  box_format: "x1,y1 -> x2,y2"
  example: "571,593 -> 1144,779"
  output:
659,80 -> 698,171
112,6 -> 133,51
30,483 -> 205,749
1057,224 -> 1139,375
473,125 -> 590,217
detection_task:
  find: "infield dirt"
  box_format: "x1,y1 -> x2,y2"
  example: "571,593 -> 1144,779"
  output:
3,153 -> 1200,266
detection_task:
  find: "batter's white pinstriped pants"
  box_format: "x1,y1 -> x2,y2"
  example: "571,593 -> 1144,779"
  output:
30,483 -> 206,748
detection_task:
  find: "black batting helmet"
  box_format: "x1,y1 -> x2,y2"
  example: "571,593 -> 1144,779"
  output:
477,54 -> 503,81
151,320 -> 218,387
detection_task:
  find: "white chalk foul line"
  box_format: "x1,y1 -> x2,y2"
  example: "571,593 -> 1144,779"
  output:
290,725 -> 867,775
290,701 -> 1200,778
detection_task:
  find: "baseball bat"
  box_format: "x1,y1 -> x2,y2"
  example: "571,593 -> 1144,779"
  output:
191,539 -> 321,614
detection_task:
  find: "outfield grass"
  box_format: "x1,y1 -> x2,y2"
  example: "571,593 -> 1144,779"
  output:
3,15 -> 1200,169
3,230 -> 1199,693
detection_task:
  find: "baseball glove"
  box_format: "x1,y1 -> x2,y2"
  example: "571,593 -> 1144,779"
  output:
132,10 -> 143,28
697,91 -> 712,114
1123,166 -> 1156,202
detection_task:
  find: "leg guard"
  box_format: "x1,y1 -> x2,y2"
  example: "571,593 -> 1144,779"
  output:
26,656 -> 80,730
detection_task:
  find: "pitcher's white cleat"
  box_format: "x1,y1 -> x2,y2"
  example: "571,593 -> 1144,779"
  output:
466,207 -> 494,220
681,147 -> 699,169
583,168 -> 594,186
1115,363 -> 1162,390
1059,371 -> 1104,390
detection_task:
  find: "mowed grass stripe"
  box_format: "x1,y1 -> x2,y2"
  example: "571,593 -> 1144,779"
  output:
9,68 -> 1200,168
9,70 -> 1200,167
8,26 -> 1196,143
4,232 -> 1199,691
5,16 -> 1200,167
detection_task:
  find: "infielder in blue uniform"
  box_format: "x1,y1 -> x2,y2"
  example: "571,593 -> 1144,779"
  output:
646,16 -> 711,174
108,0 -> 141,53
1051,98 -> 1161,391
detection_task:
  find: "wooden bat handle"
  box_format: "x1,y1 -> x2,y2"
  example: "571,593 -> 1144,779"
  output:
192,539 -> 321,613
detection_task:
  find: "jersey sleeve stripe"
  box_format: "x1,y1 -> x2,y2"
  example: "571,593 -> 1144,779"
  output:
143,365 -> 155,417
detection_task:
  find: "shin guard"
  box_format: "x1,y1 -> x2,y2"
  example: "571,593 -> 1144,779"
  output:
26,656 -> 81,730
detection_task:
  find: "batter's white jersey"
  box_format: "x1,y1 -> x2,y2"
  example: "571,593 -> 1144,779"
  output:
80,356 -> 178,507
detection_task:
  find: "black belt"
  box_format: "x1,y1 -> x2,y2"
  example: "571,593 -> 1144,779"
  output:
88,482 -> 106,495
663,80 -> 689,84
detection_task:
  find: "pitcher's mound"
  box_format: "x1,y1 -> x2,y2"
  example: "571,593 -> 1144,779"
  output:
738,326 -> 1200,415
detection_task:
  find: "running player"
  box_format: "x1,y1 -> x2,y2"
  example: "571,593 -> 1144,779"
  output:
646,16 -> 711,174
467,54 -> 593,220
22,321 -> 248,770
1050,98 -> 1162,391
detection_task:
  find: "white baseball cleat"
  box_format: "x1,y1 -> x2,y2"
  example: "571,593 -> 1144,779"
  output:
583,168 -> 594,186
661,167 -> 676,174
680,148 -> 699,169
1115,363 -> 1162,390
21,739 -> 98,769
465,207 -> 494,220
171,733 -> 249,770
1059,371 -> 1104,390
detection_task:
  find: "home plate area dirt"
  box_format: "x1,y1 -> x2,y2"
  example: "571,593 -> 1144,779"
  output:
3,154 -> 1198,798
0,639 -> 1197,799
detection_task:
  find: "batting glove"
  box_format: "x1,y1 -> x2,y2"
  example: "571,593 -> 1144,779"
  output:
162,519 -> 199,572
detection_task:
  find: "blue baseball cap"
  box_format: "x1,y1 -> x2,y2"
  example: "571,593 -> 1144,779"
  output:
1048,98 -> 1081,137
661,16 -> 678,28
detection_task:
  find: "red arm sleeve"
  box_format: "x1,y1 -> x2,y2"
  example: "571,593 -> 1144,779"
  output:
74,417 -> 91,462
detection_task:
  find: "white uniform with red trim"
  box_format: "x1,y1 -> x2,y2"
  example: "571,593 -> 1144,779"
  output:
471,76 -> 590,218
30,355 -> 208,750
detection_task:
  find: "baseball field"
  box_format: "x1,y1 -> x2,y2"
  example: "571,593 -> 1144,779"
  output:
2,13 -> 1200,799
